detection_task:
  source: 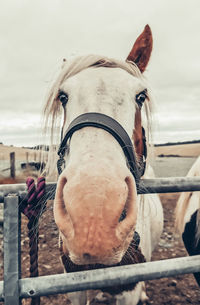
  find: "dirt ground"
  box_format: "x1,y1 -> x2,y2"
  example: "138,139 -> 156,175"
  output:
0,144 -> 200,304
1,193 -> 200,305
154,143 -> 200,157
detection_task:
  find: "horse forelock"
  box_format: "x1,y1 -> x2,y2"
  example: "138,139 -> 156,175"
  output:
42,54 -> 154,177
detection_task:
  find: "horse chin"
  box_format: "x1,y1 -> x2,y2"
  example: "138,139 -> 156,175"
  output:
61,244 -> 125,266
61,236 -> 145,272
69,255 -> 122,267
60,237 -> 145,295
60,227 -> 136,266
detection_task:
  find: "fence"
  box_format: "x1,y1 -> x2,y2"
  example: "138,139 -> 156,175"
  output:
0,177 -> 200,304
0,151 -> 47,179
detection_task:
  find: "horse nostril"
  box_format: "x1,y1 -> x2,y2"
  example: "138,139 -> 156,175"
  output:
118,177 -> 131,222
83,253 -> 91,260
119,208 -> 127,222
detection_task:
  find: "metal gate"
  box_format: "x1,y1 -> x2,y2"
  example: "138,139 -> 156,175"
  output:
0,177 -> 200,304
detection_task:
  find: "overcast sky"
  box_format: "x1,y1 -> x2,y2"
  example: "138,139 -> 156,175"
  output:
1,0 -> 200,146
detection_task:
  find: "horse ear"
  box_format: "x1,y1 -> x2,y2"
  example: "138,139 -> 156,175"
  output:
126,25 -> 153,73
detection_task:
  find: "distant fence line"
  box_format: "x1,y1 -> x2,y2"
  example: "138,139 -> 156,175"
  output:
154,140 -> 200,147
0,151 -> 47,179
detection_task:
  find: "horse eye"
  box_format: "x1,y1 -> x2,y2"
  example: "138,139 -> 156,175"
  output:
136,91 -> 147,106
58,92 -> 68,106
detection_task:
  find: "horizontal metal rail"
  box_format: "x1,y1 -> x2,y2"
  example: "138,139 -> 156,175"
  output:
0,178 -> 200,303
0,255 -> 200,301
0,177 -> 200,202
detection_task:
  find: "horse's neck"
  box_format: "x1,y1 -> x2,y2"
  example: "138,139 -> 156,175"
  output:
183,192 -> 200,223
175,156 -> 200,235
188,156 -> 200,177
136,165 -> 163,261
142,163 -> 155,179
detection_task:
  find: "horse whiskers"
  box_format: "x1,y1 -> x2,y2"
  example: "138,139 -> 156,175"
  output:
125,247 -> 138,260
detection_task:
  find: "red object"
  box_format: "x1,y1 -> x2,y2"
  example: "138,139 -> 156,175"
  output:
21,177 -> 46,305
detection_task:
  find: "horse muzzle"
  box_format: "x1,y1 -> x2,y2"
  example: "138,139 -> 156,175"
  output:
54,169 -> 138,265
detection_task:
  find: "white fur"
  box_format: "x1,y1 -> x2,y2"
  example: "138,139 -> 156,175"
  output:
45,56 -> 163,304
175,156 -> 200,242
61,67 -> 139,137
137,166 -> 163,262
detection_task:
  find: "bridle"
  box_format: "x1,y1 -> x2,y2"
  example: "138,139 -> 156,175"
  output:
57,112 -> 147,190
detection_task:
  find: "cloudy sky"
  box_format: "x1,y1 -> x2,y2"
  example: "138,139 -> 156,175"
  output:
1,0 -> 200,146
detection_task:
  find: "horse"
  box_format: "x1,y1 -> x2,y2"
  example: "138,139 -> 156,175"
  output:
43,25 -> 163,305
175,156 -> 200,286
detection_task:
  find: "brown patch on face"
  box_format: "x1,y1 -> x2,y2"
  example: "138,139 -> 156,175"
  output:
133,108 -> 144,160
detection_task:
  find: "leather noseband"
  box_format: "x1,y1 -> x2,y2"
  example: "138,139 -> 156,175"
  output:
57,112 -> 146,189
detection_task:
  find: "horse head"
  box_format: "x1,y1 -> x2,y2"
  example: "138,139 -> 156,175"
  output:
45,25 -> 153,266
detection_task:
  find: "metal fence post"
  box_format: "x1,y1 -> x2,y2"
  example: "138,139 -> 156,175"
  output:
10,152 -> 16,179
3,195 -> 21,305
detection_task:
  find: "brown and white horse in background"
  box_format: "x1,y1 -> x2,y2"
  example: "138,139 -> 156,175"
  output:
175,156 -> 200,285
44,25 -> 163,305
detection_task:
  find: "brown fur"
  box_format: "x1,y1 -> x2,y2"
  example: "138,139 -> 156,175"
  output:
133,109 -> 144,158
126,25 -> 153,73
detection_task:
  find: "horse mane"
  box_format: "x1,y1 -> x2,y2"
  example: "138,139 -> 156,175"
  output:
175,156 -> 200,242
42,54 -> 154,177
